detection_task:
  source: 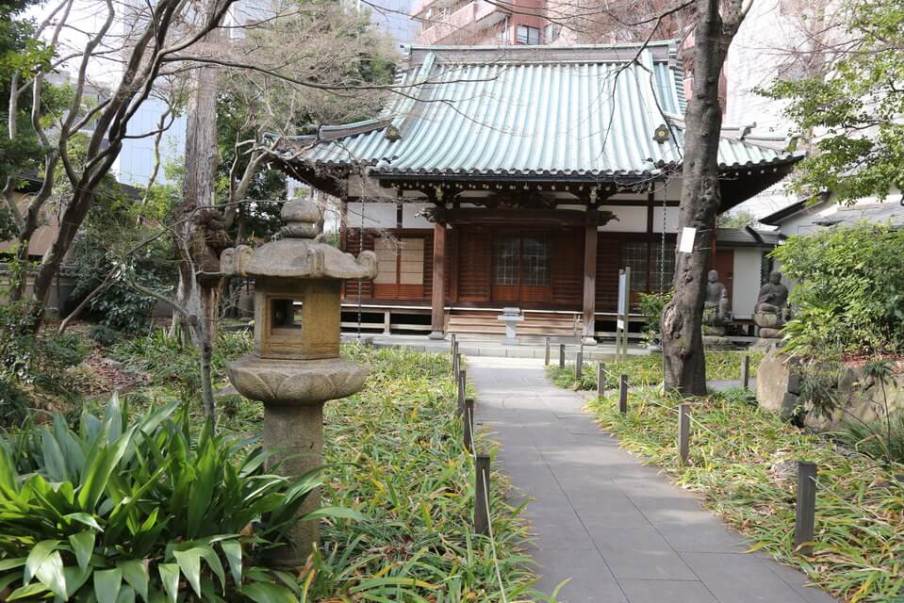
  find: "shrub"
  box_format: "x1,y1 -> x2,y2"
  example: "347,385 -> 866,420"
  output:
772,223 -> 904,357
87,324 -> 120,348
110,329 -> 251,401
0,397 -> 349,601
0,304 -> 86,407
638,290 -> 672,346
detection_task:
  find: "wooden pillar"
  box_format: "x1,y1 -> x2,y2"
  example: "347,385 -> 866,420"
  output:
582,218 -> 598,344
430,223 -> 446,339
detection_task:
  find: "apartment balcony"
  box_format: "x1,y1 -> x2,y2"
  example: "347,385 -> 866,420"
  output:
414,0 -> 510,46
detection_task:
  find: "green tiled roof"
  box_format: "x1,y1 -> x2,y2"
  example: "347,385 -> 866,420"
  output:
273,42 -> 800,182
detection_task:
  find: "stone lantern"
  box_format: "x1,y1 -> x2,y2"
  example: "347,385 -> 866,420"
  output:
220,198 -> 377,564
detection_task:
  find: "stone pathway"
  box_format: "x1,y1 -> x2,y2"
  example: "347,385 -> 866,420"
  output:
469,356 -> 836,603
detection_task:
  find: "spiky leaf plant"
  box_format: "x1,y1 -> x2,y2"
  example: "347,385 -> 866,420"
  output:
0,396 -> 354,601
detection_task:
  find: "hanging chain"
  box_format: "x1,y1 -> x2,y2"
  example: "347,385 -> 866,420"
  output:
658,187 -> 667,292
357,201 -> 364,341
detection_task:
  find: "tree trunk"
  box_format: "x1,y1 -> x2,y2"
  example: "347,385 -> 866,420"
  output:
661,0 -> 734,395
29,184 -> 99,327
175,32 -> 221,425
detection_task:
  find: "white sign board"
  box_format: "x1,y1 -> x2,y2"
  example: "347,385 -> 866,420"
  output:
678,226 -> 696,254
617,270 -> 628,316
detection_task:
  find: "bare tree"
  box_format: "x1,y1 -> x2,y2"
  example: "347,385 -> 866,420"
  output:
4,0 -> 240,332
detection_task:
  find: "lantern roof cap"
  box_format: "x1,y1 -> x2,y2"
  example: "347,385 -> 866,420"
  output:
220,198 -> 377,280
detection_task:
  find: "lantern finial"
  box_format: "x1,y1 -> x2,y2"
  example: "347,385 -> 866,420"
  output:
280,199 -> 323,239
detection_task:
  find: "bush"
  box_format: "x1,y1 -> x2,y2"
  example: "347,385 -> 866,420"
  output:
110,329 -> 252,401
638,290 -> 672,346
773,223 -> 904,357
87,324 -> 120,348
0,304 -> 86,408
0,397 -> 348,601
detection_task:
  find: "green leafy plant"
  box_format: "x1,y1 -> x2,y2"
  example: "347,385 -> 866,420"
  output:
638,290 -> 673,346
0,303 -> 85,412
87,325 -> 121,348
0,397 -> 354,601
773,223 -> 904,357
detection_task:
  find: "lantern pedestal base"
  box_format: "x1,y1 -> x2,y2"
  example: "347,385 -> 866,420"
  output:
227,355 -> 368,405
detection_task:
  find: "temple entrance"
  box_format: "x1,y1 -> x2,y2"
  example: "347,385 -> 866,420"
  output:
492,232 -> 553,305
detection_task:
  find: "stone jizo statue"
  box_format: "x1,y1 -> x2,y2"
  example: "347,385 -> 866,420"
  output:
755,271 -> 789,316
704,269 -> 730,325
754,271 -> 790,338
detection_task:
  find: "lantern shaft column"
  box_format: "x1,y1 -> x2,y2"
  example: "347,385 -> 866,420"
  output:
263,403 -> 323,558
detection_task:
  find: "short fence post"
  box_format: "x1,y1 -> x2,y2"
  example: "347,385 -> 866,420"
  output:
619,374 -> 628,414
574,351 -> 584,381
457,369 -> 467,415
450,333 -> 456,357
597,362 -> 606,398
741,354 -> 751,390
475,454 -> 491,536
463,398 -> 475,452
558,344 -> 566,369
544,337 -> 551,366
678,403 -> 690,466
795,461 -> 817,556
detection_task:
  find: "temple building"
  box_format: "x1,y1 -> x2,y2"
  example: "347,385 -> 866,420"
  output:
266,42 -> 799,341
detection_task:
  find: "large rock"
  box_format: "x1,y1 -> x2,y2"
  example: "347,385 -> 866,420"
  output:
756,350 -> 800,420
756,349 -> 904,431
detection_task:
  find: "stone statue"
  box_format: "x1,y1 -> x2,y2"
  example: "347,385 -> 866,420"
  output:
754,271 -> 790,339
756,271 -> 789,315
703,270 -> 730,326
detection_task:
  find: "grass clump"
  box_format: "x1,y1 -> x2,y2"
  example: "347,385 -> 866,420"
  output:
589,387 -> 904,602
305,344 -> 535,601
548,351 -> 762,391
111,341 -> 535,601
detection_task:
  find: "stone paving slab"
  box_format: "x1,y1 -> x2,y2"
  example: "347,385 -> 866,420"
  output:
468,356 -> 837,603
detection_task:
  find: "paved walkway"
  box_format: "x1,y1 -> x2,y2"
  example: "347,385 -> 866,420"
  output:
469,357 -> 836,603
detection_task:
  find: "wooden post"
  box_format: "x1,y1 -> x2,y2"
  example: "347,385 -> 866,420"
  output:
582,218 -> 598,343
597,362 -> 606,398
795,462 -> 817,556
741,354 -> 750,390
450,333 -> 456,357
383,310 -> 391,335
558,344 -> 565,369
429,223 -> 446,339
457,370 -> 465,415
574,351 -> 584,381
475,454 -> 491,536
678,403 -> 690,466
544,337 -> 550,366
463,398 -> 475,452
619,374 -> 628,414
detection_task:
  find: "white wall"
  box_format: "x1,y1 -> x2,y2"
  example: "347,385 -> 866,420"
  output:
598,206 -> 646,232
732,248 -> 763,319
652,206 -> 680,233
402,203 -> 432,228
346,202 -> 397,229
